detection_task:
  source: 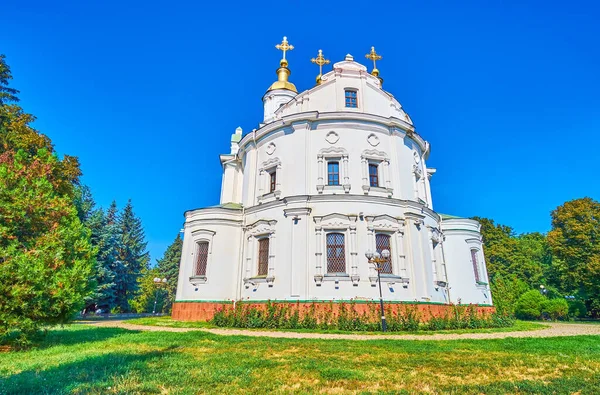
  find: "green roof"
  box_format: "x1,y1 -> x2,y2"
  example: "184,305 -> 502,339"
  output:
439,213 -> 464,220
211,202 -> 243,210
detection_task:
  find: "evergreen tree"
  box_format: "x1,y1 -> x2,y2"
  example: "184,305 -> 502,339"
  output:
115,200 -> 149,312
0,54 -> 19,104
0,55 -> 95,344
156,234 -> 183,312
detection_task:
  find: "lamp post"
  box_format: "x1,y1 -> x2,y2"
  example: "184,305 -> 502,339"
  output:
539,285 -> 547,296
152,277 -> 168,314
365,249 -> 390,332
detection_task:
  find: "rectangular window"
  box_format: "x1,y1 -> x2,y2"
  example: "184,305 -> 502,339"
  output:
471,249 -> 480,282
369,163 -> 379,187
195,242 -> 209,276
327,161 -> 340,186
326,233 -> 346,273
269,171 -> 276,193
375,234 -> 393,274
345,90 -> 358,108
258,238 -> 270,276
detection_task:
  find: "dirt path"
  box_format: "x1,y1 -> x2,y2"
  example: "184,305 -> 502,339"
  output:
81,320 -> 600,341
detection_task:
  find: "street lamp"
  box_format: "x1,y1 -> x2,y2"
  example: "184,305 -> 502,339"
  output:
365,249 -> 390,332
152,277 -> 168,314
539,285 -> 547,296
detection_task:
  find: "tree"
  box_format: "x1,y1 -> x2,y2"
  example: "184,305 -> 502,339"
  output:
547,197 -> 600,315
514,290 -> 546,320
156,234 -> 183,312
0,149 -> 95,344
114,200 -> 149,312
0,55 -> 95,344
0,54 -> 19,104
130,267 -> 168,314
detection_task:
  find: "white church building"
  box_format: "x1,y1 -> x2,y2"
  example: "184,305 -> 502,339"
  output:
174,38 -> 492,320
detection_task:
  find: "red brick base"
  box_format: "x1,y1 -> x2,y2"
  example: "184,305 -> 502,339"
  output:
172,301 -> 495,322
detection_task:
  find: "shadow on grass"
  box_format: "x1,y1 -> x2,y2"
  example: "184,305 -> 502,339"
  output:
0,347 -> 176,394
34,327 -> 135,350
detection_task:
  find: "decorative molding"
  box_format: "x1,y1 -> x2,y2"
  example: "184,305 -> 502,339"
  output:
361,149 -> 388,160
367,133 -> 380,147
245,219 -> 277,236
266,142 -> 276,155
317,146 -> 348,158
325,131 -> 339,144
260,157 -> 281,170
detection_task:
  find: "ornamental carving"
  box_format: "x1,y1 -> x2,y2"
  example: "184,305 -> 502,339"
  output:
367,133 -> 380,147
325,131 -> 339,144
266,142 -> 276,155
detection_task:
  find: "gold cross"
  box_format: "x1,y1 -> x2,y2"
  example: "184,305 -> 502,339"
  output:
310,49 -> 330,84
275,36 -> 294,61
365,46 -> 382,73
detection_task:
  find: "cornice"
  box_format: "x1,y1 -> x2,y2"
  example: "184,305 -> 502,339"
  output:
239,111 -> 426,153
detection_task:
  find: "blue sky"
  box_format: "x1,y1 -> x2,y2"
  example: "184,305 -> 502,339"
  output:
3,0 -> 599,262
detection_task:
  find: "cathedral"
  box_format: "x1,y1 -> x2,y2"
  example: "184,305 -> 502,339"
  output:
173,37 -> 492,321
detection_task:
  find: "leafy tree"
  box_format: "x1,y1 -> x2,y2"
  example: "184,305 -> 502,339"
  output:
489,274 -> 530,316
114,200 -> 149,312
542,298 -> 569,321
547,197 -> 600,315
156,234 -> 183,312
0,55 -> 95,344
130,268 -> 168,314
514,290 -> 546,320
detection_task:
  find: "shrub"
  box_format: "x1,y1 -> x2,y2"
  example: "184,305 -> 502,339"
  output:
568,300 -> 587,318
210,301 -> 510,332
515,290 -> 546,320
542,298 -> 569,320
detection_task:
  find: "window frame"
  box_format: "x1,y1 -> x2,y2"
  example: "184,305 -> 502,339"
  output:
327,160 -> 340,186
194,241 -> 209,277
375,233 -> 393,274
257,237 -> 270,276
369,163 -> 379,187
344,89 -> 358,108
471,248 -> 481,283
269,170 -> 277,193
326,232 -> 347,274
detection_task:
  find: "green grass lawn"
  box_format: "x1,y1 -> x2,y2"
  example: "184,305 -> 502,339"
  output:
125,315 -> 547,335
1,325 -> 600,394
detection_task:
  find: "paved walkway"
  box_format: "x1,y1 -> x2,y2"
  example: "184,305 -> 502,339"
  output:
82,320 -> 600,341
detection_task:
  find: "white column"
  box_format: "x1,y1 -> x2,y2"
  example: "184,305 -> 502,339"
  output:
428,229 -> 438,282
349,225 -> 358,276
343,155 -> 350,185
384,160 -> 391,189
366,225 -> 376,278
361,157 -> 368,187
257,169 -> 264,199
317,156 -> 324,185
315,227 -> 323,276
245,236 -> 253,278
396,230 -> 407,278
275,164 -> 282,191
268,232 -> 276,278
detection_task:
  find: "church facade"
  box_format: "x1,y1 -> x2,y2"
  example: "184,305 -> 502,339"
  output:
173,38 -> 492,320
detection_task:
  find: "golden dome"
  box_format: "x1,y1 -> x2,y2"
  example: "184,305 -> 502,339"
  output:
267,37 -> 298,93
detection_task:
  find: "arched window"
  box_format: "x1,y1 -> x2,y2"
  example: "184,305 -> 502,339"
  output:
258,238 -> 270,276
471,249 -> 480,282
375,234 -> 393,274
326,233 -> 346,273
195,242 -> 209,276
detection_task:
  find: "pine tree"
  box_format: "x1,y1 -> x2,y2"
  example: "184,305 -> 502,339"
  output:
156,234 -> 183,312
115,200 -> 149,312
0,54 -> 19,104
